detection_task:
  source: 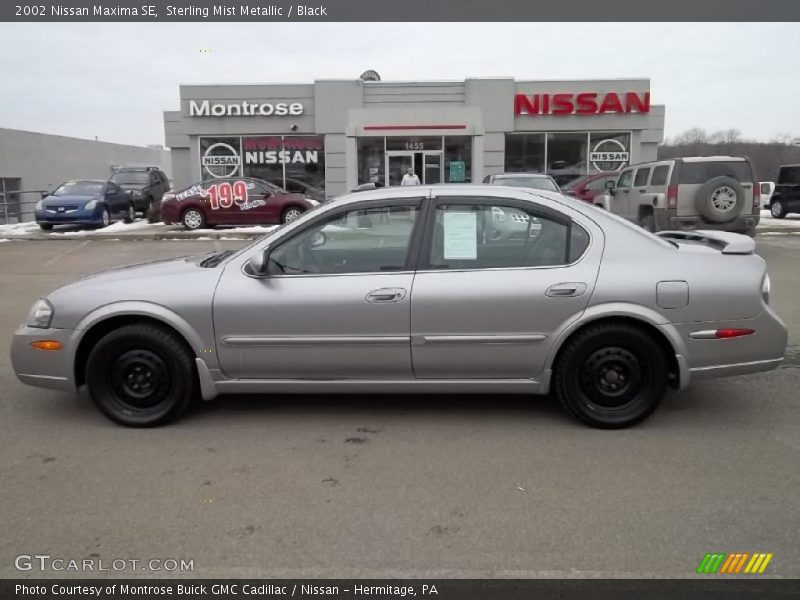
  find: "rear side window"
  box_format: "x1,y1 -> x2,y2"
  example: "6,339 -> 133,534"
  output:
634,168 -> 650,187
678,161 -> 752,184
650,165 -> 670,186
778,167 -> 800,184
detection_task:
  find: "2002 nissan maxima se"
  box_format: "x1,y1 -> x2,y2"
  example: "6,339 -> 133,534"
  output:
11,185 -> 787,428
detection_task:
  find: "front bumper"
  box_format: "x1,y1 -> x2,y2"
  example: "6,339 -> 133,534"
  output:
10,326 -> 77,393
35,207 -> 104,225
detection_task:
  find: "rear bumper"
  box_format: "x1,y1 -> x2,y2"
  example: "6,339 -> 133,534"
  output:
656,210 -> 760,233
668,306 -> 788,385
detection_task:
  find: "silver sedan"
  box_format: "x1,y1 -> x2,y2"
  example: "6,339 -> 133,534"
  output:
11,185 -> 787,428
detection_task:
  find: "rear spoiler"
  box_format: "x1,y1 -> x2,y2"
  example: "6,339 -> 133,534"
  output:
656,230 -> 756,255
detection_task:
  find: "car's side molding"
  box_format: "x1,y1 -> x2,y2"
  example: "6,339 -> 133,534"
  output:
541,302 -> 690,390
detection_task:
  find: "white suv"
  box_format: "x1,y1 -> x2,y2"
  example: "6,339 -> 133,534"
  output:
599,156 -> 760,236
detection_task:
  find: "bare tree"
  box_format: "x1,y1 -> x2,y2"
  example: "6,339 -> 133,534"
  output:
770,132 -> 795,145
674,127 -> 708,145
722,129 -> 742,144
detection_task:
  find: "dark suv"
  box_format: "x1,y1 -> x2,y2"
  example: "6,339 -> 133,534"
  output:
768,165 -> 800,219
109,167 -> 170,223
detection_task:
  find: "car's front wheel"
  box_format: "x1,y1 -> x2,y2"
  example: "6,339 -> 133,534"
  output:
85,324 -> 196,427
554,323 -> 668,428
124,203 -> 135,224
99,208 -> 110,228
181,208 -> 206,230
770,199 -> 786,219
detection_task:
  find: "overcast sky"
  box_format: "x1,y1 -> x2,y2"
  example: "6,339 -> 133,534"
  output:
0,23 -> 797,147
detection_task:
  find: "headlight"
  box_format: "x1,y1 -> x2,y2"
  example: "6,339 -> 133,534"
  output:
84,199 -> 98,210
305,198 -> 320,207
762,274 -> 771,304
27,299 -> 54,329
35,200 -> 44,211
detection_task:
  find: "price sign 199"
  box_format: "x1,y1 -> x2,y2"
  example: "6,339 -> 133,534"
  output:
207,181 -> 248,210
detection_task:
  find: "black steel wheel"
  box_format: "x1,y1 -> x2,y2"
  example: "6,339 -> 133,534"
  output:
554,323 -> 668,428
85,324 -> 196,427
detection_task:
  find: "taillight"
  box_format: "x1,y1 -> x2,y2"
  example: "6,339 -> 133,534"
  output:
762,274 -> 771,304
753,182 -> 761,208
667,184 -> 678,209
715,329 -> 755,339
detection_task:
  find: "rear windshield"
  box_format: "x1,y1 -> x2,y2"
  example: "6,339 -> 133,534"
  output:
678,161 -> 752,184
495,176 -> 558,191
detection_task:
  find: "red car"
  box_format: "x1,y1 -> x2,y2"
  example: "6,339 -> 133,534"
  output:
562,172 -> 618,204
161,177 -> 318,230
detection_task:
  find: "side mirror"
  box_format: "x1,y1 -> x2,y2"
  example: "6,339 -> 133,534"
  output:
247,249 -> 268,276
40,191 -> 49,199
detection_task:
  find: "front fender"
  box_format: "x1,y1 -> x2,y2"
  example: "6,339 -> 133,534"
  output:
68,301 -> 213,370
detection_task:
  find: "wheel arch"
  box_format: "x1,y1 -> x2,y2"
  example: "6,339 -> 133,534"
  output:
544,307 -> 686,390
71,303 -> 205,388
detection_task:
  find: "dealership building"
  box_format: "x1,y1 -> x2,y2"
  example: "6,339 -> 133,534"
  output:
163,77 -> 665,198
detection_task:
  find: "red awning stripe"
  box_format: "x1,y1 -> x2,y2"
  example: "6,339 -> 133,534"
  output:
362,125 -> 467,131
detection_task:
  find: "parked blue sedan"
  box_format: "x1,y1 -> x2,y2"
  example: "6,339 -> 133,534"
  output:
35,180 -> 135,231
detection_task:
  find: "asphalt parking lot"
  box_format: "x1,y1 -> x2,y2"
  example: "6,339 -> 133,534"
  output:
0,237 -> 798,579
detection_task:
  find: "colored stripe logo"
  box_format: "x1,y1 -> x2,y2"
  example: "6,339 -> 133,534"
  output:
697,553 -> 773,574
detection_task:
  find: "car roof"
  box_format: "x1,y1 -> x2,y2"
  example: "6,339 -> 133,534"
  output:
495,172 -> 552,178
679,156 -> 747,162
64,179 -> 106,183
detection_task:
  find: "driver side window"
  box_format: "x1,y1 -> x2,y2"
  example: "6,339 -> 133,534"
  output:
268,204 -> 420,275
617,169 -> 633,189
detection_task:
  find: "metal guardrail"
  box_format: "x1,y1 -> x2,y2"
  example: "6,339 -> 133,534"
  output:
0,187 -> 48,225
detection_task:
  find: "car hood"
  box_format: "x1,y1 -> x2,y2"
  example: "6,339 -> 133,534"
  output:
44,194 -> 99,206
46,253 -> 224,329
118,184 -> 146,192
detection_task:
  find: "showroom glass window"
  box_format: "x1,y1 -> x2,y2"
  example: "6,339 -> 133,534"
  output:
546,133 -> 588,186
358,138 -> 386,186
445,136 -> 472,183
504,133 -> 545,173
200,135 -> 325,196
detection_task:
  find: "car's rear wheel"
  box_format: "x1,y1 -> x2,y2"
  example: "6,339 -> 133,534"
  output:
695,176 -> 745,223
100,208 -> 110,228
124,203 -> 135,224
39,224 -> 53,231
554,323 -> 668,428
85,324 -> 196,427
770,199 -> 786,219
181,208 -> 206,230
639,214 -> 656,233
282,206 -> 304,224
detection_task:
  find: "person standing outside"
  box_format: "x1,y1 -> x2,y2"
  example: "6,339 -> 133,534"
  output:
401,167 -> 420,186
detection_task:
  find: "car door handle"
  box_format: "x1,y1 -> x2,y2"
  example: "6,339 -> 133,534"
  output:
365,287 -> 407,303
546,282 -> 587,297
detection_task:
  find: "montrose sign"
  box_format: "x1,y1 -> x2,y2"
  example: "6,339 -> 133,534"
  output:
514,91 -> 650,116
189,100 -> 305,117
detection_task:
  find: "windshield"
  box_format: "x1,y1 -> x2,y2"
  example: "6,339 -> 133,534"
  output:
110,171 -> 149,185
561,178 -> 583,191
496,176 -> 559,191
52,181 -> 104,196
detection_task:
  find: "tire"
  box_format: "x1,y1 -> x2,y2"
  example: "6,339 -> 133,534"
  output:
146,199 -> 159,224
181,208 -> 206,230
39,224 -> 53,231
282,206 -> 304,224
99,208 -> 110,228
694,176 -> 745,224
124,203 -> 135,224
639,213 -> 656,233
85,324 -> 196,427
770,198 -> 786,219
554,323 -> 668,429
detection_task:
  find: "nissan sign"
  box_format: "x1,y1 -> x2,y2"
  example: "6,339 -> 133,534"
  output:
189,100 -> 304,117
514,92 -> 650,116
